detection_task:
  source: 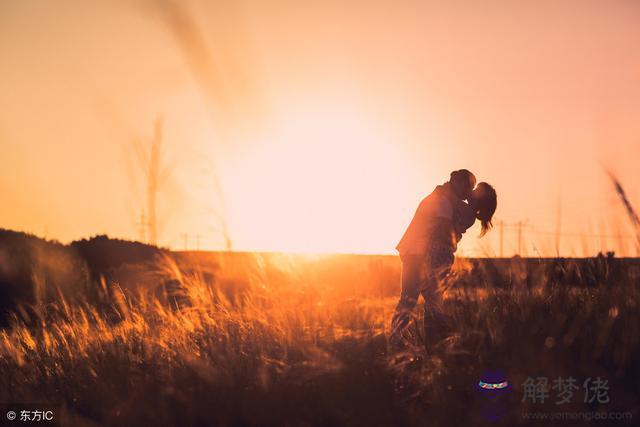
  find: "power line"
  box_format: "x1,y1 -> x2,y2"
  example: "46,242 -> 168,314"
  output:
528,229 -> 637,239
490,218 -> 638,256
494,218 -> 637,239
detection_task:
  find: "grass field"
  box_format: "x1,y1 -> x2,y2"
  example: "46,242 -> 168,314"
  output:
0,251 -> 638,426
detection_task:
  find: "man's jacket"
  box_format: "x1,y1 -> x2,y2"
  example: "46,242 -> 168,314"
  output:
396,183 -> 467,257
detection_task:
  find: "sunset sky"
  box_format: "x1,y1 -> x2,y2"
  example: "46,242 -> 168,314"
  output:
1,0 -> 639,256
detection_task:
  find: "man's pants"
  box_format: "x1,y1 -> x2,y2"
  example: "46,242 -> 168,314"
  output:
390,251 -> 454,348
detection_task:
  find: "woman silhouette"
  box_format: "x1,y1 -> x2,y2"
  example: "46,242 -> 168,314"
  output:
390,173 -> 497,351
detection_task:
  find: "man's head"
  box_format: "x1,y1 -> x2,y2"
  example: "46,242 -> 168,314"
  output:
449,169 -> 476,200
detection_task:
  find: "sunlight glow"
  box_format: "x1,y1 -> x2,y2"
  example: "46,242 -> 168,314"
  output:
222,97 -> 414,254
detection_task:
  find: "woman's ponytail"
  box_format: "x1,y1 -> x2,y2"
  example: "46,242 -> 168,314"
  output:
475,182 -> 497,237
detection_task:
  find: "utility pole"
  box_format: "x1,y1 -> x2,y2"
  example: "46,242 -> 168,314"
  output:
499,220 -> 504,257
136,210 -> 147,243
182,233 -> 188,250
195,234 -> 201,251
555,194 -> 562,257
517,221 -> 523,256
147,118 -> 162,246
515,220 -> 529,256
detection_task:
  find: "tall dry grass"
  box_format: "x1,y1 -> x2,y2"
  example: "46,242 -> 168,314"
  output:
0,253 -> 639,426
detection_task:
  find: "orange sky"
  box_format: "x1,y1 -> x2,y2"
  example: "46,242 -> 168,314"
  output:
1,0 -> 639,256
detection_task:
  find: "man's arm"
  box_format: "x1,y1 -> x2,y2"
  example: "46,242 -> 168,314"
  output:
429,217 -> 457,250
426,197 -> 457,250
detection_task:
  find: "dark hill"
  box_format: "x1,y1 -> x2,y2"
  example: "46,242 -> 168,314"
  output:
0,229 -> 167,326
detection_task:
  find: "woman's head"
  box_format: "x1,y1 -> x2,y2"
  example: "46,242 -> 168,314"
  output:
470,182 -> 497,236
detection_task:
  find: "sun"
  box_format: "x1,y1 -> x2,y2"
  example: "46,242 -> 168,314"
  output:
220,97 -> 414,254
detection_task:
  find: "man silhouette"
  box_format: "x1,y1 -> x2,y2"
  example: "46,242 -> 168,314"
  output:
391,169 -> 476,350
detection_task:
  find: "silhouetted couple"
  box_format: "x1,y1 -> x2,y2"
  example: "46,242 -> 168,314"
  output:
390,169 -> 497,352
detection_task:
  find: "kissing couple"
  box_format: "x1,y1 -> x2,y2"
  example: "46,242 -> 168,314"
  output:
390,169 -> 497,351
